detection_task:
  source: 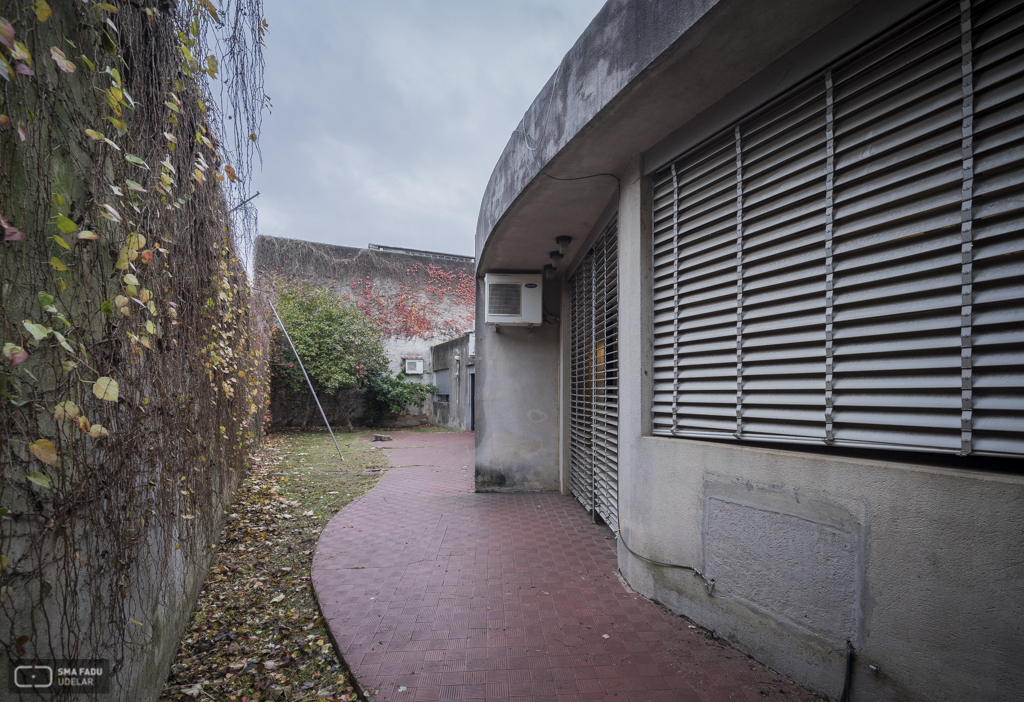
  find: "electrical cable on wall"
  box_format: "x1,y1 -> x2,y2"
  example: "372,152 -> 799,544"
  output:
616,529 -> 716,595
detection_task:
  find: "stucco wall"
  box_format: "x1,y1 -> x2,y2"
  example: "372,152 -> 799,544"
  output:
474,279 -> 561,492
430,334 -> 474,431
614,159 -> 1024,701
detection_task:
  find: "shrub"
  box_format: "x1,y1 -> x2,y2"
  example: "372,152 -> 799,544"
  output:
362,370 -> 436,427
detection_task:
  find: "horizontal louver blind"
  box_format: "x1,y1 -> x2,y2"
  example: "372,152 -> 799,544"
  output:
569,249 -> 592,504
652,0 -> 1024,458
971,0 -> 1024,456
570,222 -> 619,531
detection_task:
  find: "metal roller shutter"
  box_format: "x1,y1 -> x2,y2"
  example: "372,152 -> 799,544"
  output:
569,221 -> 619,530
652,0 -> 1024,459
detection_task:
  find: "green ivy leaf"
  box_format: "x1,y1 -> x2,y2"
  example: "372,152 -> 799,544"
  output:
55,215 -> 77,234
26,471 -> 52,488
52,331 -> 73,353
125,154 -> 149,169
93,376 -> 119,402
100,300 -> 114,317
23,320 -> 50,340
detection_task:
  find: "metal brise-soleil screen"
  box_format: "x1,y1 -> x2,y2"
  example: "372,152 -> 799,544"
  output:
570,221 -> 620,530
652,0 -> 1024,458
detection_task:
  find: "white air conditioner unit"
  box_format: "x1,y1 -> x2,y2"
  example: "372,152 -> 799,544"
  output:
404,358 -> 423,375
484,274 -> 542,326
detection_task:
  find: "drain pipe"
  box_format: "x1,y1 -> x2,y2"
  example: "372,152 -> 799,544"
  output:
268,298 -> 345,463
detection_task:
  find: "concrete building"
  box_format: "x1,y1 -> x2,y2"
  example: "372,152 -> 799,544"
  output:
429,331 -> 476,431
254,235 -> 475,426
474,1 -> 1024,700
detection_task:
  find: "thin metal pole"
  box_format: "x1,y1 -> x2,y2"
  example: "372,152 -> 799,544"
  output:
229,191 -> 260,213
268,298 -> 344,462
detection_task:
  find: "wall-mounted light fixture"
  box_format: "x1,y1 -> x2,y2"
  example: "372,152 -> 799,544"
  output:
544,264 -> 555,279
555,236 -> 572,255
549,250 -> 564,269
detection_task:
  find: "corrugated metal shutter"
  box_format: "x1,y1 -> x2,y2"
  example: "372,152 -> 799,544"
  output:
652,0 -> 1024,459
569,221 -> 619,530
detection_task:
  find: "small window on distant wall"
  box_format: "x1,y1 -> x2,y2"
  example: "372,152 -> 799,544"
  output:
404,358 -> 423,375
435,369 -> 450,403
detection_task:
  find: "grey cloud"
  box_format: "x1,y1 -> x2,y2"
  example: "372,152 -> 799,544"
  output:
250,0 -> 606,256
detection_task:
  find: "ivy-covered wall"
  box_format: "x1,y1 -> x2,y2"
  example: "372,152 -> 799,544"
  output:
254,235 -> 475,428
0,1 -> 267,699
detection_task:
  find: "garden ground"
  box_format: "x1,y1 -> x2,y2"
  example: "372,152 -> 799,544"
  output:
159,427 -> 450,702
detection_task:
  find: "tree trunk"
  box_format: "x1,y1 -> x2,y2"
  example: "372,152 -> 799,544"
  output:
301,392 -> 315,429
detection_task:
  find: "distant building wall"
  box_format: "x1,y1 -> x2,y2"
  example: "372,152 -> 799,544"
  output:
430,333 -> 475,431
254,235 -> 474,427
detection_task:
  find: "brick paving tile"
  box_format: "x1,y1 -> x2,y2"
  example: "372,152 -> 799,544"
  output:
312,432 -> 821,702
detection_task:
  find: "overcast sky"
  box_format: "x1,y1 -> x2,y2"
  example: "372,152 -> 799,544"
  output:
247,1 -> 606,257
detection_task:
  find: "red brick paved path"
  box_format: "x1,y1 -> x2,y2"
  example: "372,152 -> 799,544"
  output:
312,432 -> 819,702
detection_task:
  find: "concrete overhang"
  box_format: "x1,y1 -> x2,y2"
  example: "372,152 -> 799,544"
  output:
475,0 -> 868,275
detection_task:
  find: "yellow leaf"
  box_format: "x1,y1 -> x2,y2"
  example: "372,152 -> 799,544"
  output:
29,439 -> 57,466
54,401 -> 80,420
49,257 -> 68,272
123,273 -> 139,286
146,320 -> 155,334
54,235 -> 71,250
93,376 -> 119,402
85,128 -> 104,140
33,0 -> 52,22
88,424 -> 109,439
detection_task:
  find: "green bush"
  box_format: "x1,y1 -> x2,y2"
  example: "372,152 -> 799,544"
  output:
362,370 -> 436,427
272,278 -> 388,429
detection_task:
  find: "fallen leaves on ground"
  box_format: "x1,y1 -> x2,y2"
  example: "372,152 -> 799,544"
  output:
160,429 -> 393,702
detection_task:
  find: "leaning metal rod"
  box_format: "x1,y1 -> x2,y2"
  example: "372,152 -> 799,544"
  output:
268,299 -> 344,462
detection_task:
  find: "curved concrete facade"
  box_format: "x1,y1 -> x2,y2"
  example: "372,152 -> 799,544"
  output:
475,1 -> 1024,700
475,0 -> 868,273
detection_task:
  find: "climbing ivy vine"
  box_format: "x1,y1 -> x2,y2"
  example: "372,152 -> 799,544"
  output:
0,0 -> 269,695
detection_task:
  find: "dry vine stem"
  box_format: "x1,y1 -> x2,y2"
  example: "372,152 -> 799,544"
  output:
0,0 -> 269,698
